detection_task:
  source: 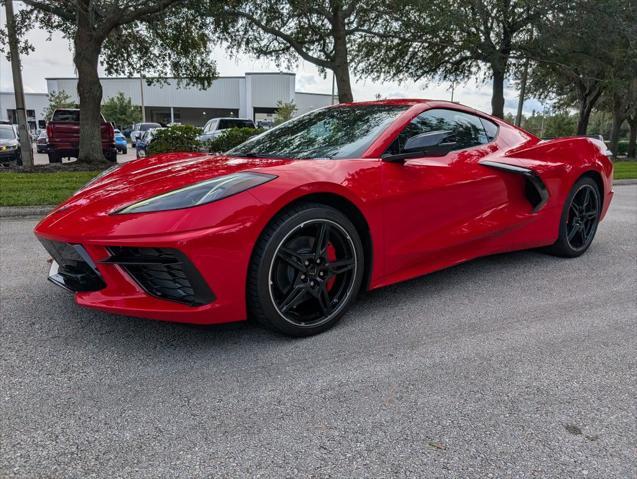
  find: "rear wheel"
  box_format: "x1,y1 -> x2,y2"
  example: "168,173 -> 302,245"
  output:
547,177 -> 601,257
104,149 -> 117,162
48,152 -> 61,164
248,204 -> 364,336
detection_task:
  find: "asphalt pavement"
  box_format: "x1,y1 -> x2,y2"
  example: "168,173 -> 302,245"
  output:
1,186 -> 636,478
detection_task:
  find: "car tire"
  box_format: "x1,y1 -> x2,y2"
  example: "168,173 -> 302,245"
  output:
122,148 -> 127,155
547,176 -> 601,258
15,151 -> 22,166
248,203 -> 365,337
48,152 -> 61,163
104,150 -> 117,162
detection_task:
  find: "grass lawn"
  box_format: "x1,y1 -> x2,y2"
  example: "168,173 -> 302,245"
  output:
0,171 -> 99,207
614,161 -> 637,180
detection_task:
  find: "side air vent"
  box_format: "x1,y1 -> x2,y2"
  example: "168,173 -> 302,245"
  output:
480,160 -> 549,212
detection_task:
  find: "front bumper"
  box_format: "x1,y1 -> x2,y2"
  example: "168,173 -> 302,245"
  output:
34,190 -> 270,325
0,148 -> 19,160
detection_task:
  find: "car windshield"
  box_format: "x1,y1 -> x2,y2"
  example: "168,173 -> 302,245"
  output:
52,109 -> 80,122
228,104 -> 409,159
140,123 -> 161,131
0,126 -> 16,139
218,119 -> 254,130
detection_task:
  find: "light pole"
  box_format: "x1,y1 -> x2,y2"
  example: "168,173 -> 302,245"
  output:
4,0 -> 34,167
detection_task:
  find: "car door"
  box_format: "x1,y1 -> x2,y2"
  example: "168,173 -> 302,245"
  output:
380,108 -> 509,279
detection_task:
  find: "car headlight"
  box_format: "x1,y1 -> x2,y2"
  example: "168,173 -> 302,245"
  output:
76,163 -> 122,193
116,172 -> 276,214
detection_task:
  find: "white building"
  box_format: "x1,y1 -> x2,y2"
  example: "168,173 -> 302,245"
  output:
0,91 -> 49,130
46,72 -> 334,126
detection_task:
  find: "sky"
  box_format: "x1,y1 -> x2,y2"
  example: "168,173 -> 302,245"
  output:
0,9 -> 544,117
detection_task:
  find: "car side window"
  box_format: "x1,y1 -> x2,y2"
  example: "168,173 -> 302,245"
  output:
480,118 -> 499,141
387,108 -> 490,155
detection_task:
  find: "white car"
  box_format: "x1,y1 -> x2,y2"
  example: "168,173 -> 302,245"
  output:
197,118 -> 255,142
130,122 -> 162,147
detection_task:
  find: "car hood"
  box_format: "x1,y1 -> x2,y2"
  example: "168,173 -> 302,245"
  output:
55,152 -> 293,215
0,139 -> 18,146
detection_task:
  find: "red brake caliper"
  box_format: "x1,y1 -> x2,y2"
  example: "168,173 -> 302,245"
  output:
326,242 -> 337,291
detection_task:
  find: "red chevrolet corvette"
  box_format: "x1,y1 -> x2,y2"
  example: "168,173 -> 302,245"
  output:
35,100 -> 614,336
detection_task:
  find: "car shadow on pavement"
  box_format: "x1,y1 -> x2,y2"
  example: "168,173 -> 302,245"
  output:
41,247 -> 558,361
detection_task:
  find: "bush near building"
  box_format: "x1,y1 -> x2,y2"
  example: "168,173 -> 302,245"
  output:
148,124 -> 202,155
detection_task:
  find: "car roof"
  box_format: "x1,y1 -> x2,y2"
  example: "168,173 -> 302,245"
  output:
332,99 -> 503,122
209,117 -> 253,121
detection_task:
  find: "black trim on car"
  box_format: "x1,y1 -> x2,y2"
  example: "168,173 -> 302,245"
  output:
480,160 -> 549,212
39,239 -> 106,292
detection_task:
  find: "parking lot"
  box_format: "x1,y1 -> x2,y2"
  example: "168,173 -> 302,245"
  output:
1,186 -> 635,478
32,147 -> 137,165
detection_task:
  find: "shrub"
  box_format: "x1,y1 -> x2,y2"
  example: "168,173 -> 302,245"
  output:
206,127 -> 265,153
148,124 -> 202,155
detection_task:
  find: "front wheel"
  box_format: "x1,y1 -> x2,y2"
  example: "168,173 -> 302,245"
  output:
547,177 -> 601,257
248,204 -> 365,337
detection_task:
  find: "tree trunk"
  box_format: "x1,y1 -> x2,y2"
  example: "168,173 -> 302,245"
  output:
575,84 -> 603,135
627,118 -> 637,159
331,10 -> 353,103
491,67 -> 506,119
73,15 -> 107,164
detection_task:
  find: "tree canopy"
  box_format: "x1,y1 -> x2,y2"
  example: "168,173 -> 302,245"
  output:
1,0 -> 219,163
216,0 -> 388,103
353,0 -> 560,118
101,93 -> 142,130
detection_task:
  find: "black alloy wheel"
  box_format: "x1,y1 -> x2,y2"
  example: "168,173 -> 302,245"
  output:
566,183 -> 599,250
548,176 -> 601,257
249,204 -> 364,336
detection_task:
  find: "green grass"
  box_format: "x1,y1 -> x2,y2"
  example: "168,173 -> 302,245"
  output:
0,171 -> 99,207
614,161 -> 637,180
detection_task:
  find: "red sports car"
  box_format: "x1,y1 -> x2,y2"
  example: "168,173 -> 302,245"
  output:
34,100 -> 614,336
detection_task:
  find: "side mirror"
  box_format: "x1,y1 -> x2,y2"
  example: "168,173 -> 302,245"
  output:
383,130 -> 457,162
404,130 -> 457,156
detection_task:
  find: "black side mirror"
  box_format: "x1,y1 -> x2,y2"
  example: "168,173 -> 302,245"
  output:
383,130 -> 457,162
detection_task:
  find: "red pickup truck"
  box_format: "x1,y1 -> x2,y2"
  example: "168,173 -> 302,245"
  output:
46,109 -> 117,163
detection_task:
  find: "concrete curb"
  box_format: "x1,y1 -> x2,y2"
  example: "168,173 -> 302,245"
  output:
614,179 -> 637,186
0,180 -> 635,219
0,205 -> 54,219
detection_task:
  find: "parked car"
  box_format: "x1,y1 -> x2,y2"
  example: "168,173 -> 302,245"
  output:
130,122 -> 162,147
36,130 -> 48,153
135,127 -> 163,158
46,109 -> 116,163
114,129 -> 128,154
0,124 -> 22,164
197,117 -> 255,143
34,99 -> 614,337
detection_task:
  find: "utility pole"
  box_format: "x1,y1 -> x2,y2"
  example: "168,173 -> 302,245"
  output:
139,73 -> 146,122
5,0 -> 34,167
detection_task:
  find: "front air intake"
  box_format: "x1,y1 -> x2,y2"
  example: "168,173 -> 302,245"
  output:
103,247 -> 215,306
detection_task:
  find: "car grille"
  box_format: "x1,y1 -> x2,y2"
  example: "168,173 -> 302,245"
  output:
104,247 -> 215,306
38,239 -> 106,292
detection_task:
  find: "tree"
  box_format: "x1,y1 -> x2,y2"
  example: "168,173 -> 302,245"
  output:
101,92 -> 141,130
526,0 -> 635,135
353,0 -> 559,118
216,1 -> 386,103
2,1 -> 218,164
44,90 -> 75,121
274,101 -> 297,125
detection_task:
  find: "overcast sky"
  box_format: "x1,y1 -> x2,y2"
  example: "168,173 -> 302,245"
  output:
0,9 -> 543,116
